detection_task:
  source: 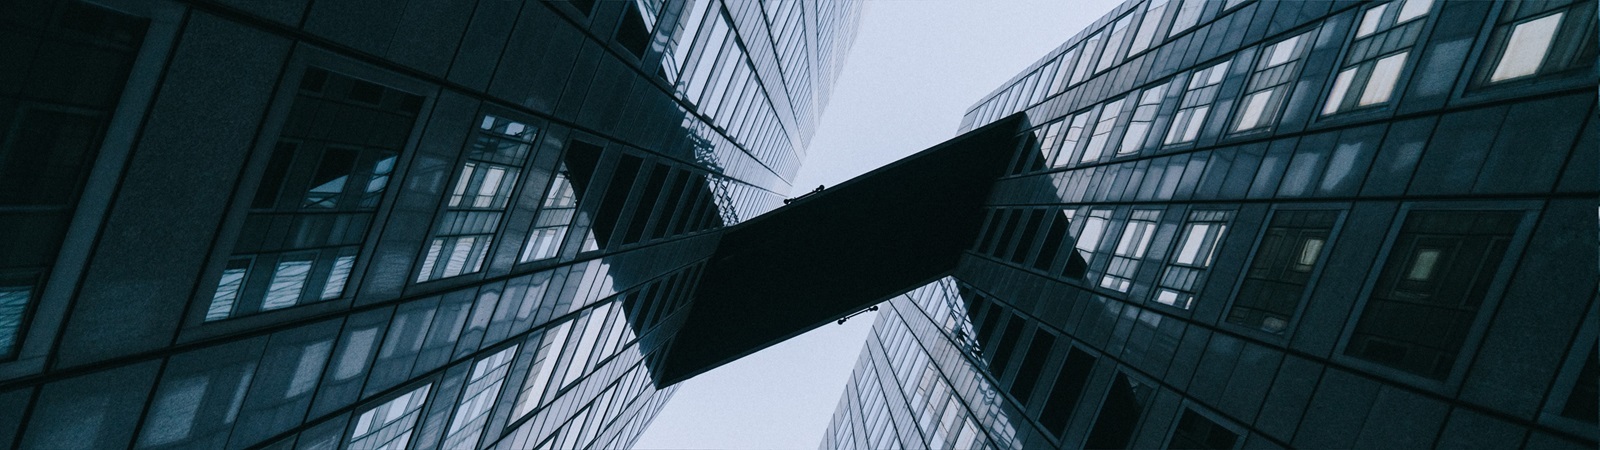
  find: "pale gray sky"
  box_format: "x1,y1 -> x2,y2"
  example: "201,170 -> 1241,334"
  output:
633,0 -> 1122,448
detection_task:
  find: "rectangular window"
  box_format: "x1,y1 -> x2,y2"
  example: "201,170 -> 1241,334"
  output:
1007,331 -> 1055,404
1154,210 -> 1230,309
1033,210 -> 1075,273
1100,210 -> 1160,293
1345,210 -> 1520,380
1167,409 -> 1239,450
1080,99 -> 1126,163
1050,47 -> 1080,95
443,344 -> 519,449
348,383 -> 431,450
1233,31 -> 1313,133
1071,31 -> 1104,85
0,2 -> 148,355
1050,113 -> 1090,167
213,69 -> 421,321
1038,348 -> 1097,436
1085,373 -> 1154,449
1167,0 -> 1205,37
512,321 -> 573,419
988,315 -> 1027,378
1119,82 -> 1169,155
1096,13 -> 1135,72
1476,1 -> 1596,86
1165,59 -> 1230,144
418,115 -> 537,282
1128,0 -> 1169,56
1073,209 -> 1112,267
1324,0 -> 1433,115
1226,210 -> 1340,334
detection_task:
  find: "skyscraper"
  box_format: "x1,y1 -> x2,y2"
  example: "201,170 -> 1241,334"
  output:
826,0 -> 1596,448
0,0 -> 861,448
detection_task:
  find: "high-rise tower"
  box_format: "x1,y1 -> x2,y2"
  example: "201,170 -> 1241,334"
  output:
824,0 -> 1596,448
0,0 -> 861,448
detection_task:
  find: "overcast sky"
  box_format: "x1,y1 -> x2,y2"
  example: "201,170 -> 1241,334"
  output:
633,0 -> 1123,448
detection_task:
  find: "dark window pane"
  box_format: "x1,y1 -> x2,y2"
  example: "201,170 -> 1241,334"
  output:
1010,210 -> 1046,264
987,315 -> 1027,377
1007,331 -> 1055,404
1085,374 -> 1151,449
1033,211 -> 1071,272
1167,409 -> 1238,450
622,164 -> 671,244
1562,345 -> 1598,422
1345,210 -> 1520,379
1039,348 -> 1097,436
1226,209 -> 1339,334
592,155 -> 643,249
617,2 -> 652,57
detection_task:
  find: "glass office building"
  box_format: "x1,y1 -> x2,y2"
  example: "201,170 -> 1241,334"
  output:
0,0 -> 860,448
826,0 -> 1596,449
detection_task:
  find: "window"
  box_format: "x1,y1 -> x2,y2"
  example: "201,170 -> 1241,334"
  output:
209,69 -> 421,321
1323,0 -> 1433,115
1049,47 -> 1081,95
1155,210 -> 1230,309
348,383 -> 431,450
1474,1 -> 1597,86
1119,82 -> 1169,155
1038,348 -> 1097,436
1226,210 -> 1340,334
1167,0 -> 1205,37
1097,13 -> 1135,73
1085,373 -> 1154,449
1008,331 -> 1055,404
1050,113 -> 1090,167
1073,209 -> 1112,267
1346,210 -> 1521,380
1167,409 -> 1239,450
1080,99 -> 1126,163
1033,210 -> 1076,273
1165,59 -> 1230,144
1561,346 -> 1598,423
988,315 -> 1026,378
1127,0 -> 1170,56
615,0 -> 657,57
1233,31 -> 1313,133
1101,210 -> 1160,293
418,115 -> 540,283
512,321 -> 573,419
0,2 -> 147,355
1071,31 -> 1104,85
443,345 -> 519,449
1013,121 -> 1063,174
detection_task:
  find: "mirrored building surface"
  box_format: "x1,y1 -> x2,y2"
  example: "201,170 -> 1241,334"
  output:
0,0 -> 861,448
825,0 -> 1596,448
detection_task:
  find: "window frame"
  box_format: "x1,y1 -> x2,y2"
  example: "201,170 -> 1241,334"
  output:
1465,0 -> 1598,92
1319,0 -> 1437,117
1332,202 -> 1537,391
1219,205 -> 1348,341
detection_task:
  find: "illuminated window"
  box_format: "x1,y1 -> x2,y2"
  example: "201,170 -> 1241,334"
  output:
1166,59 -> 1230,144
348,383 -> 431,450
443,345 -> 519,449
418,115 -> 539,283
1475,1 -> 1596,86
1050,113 -> 1090,167
210,68 -> 420,321
1323,0 -> 1433,115
1101,210 -> 1160,293
1096,13 -> 1135,73
1080,98 -> 1126,163
1233,31 -> 1313,133
1127,0 -> 1170,56
1155,210 -> 1230,309
1119,81 -> 1169,154
1167,0 -> 1205,37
